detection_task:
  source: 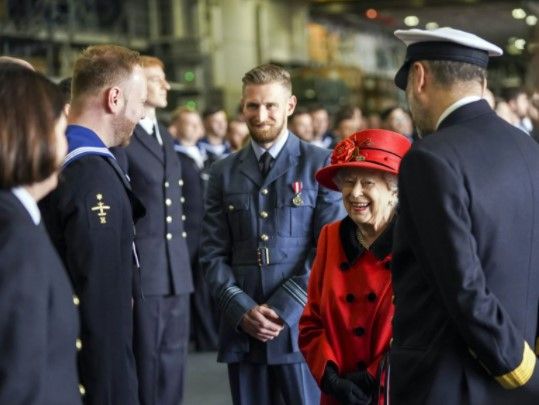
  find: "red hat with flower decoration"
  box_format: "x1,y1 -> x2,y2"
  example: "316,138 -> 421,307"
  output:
316,129 -> 412,191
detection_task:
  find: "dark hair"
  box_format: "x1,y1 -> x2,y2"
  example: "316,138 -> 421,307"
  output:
58,77 -> 72,105
288,106 -> 310,123
202,106 -> 225,119
334,105 -> 357,126
425,60 -> 486,87
380,106 -> 403,122
0,64 -> 65,188
501,86 -> 526,103
308,104 -> 328,114
71,44 -> 141,102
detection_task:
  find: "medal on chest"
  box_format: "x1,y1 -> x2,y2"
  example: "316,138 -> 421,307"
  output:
292,181 -> 303,206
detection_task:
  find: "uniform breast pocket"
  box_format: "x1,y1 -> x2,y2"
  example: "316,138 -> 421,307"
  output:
276,190 -> 316,237
224,193 -> 251,241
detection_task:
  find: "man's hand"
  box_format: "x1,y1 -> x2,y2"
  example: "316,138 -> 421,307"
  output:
240,305 -> 284,342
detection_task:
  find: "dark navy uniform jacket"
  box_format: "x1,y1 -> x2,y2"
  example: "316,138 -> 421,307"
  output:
115,123 -> 193,296
40,125 -> 142,405
174,143 -> 207,263
0,190 -> 81,405
200,134 -> 345,364
391,100 -> 539,404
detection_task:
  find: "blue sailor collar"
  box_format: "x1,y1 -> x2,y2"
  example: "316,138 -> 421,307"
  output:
64,124 -> 115,167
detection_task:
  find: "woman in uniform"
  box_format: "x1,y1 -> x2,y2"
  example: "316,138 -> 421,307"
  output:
0,63 -> 81,404
299,129 -> 411,405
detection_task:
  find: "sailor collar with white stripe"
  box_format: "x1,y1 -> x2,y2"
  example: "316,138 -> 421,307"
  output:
64,124 -> 115,167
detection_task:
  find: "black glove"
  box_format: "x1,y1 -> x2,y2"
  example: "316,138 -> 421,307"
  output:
344,370 -> 375,395
321,363 -> 371,405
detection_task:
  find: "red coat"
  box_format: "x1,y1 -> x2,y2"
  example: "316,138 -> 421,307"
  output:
299,216 -> 394,405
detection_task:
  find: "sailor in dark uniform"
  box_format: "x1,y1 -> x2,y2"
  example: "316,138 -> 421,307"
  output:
114,56 -> 193,405
391,27 -> 539,404
40,45 -> 146,405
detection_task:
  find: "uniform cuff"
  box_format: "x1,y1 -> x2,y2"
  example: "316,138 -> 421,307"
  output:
217,285 -> 257,330
266,279 -> 307,326
495,342 -> 536,389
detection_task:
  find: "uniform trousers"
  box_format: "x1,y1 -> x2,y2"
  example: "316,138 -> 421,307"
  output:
228,361 -> 320,405
134,294 -> 190,405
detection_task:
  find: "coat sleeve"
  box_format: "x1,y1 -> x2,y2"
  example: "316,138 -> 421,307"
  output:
266,153 -> 345,328
298,225 -> 339,384
399,148 -> 535,389
0,226 -> 47,403
200,162 -> 257,329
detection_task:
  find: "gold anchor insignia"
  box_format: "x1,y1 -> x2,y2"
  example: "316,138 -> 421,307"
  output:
91,194 -> 111,224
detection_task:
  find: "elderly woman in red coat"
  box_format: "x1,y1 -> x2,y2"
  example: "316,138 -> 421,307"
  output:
299,129 -> 411,405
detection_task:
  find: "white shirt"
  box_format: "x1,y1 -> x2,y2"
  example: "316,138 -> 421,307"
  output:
250,130 -> 290,161
436,96 -> 482,130
139,116 -> 163,145
12,187 -> 40,225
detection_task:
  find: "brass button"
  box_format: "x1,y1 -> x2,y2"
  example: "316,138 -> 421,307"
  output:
179,179 -> 184,186
180,197 -> 185,203
166,233 -> 172,240
166,216 -> 172,223
73,295 -> 80,306
164,181 -> 170,188
228,205 -> 235,211
165,198 -> 172,206
76,338 -> 82,351
260,234 -> 269,242
260,211 -> 268,219
79,384 -> 86,396
181,214 -> 186,221
182,231 -> 187,238
261,188 -> 269,195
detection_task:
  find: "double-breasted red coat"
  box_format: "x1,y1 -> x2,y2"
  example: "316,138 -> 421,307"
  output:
299,216 -> 394,405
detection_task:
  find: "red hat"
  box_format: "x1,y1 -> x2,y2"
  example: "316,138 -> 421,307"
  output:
316,129 -> 412,191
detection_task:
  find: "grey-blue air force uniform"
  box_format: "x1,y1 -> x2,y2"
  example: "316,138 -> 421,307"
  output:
0,189 -> 81,405
200,132 -> 345,405
391,100 -> 539,404
113,121 -> 193,405
40,125 -> 143,405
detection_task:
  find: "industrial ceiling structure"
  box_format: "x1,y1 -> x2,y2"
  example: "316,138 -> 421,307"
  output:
310,0 -> 539,56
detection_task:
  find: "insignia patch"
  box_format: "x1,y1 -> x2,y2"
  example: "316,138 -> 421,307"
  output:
91,193 -> 110,224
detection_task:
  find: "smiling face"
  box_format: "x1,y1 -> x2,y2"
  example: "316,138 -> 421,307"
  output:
336,167 -> 397,231
112,64 -> 147,146
242,82 -> 296,148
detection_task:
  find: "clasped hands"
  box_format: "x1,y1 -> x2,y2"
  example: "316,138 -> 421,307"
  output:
321,362 -> 375,405
240,304 -> 284,342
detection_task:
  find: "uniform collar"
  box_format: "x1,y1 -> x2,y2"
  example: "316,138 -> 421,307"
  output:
139,116 -> 155,134
339,215 -> 395,264
436,96 -> 481,130
251,130 -> 290,161
64,124 -> 115,166
11,187 -> 40,225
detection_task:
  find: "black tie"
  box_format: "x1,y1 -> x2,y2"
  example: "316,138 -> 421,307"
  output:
259,151 -> 273,177
150,124 -> 157,140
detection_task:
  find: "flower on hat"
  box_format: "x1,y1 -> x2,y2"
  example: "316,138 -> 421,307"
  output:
331,137 -> 355,164
331,135 -> 373,164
